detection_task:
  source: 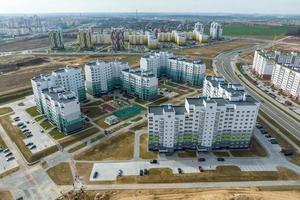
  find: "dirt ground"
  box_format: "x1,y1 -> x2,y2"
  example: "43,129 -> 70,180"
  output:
46,162 -> 73,185
0,36 -> 75,52
0,54 -> 141,95
140,133 -> 157,160
172,39 -> 258,59
85,188 -> 300,200
0,191 -> 14,200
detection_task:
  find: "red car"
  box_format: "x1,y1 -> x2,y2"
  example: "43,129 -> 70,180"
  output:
198,166 -> 204,172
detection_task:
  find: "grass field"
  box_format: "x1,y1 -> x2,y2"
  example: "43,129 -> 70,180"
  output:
82,107 -> 107,119
0,134 -> 7,148
114,104 -> 144,120
140,133 -> 157,160
0,191 -> 14,200
148,97 -> 169,106
67,142 -> 87,153
230,138 -> 267,157
75,132 -> 134,161
0,88 -> 33,105
47,163 -> 73,185
58,127 -> 100,148
177,151 -> 197,158
222,23 -> 299,37
0,107 -> 13,115
130,121 -> 147,131
25,106 -> 40,117
35,115 -> 44,122
48,128 -> 65,140
40,120 -> 53,130
94,117 -> 111,129
213,151 -> 231,157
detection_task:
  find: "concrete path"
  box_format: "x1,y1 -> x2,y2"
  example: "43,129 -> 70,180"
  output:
133,131 -> 143,161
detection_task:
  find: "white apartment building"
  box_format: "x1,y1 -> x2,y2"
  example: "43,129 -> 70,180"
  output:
85,61 -> 129,96
140,51 -> 174,77
148,94 -> 259,152
271,63 -> 300,99
252,50 -> 300,79
194,22 -> 204,34
121,68 -> 158,100
40,87 -> 83,133
210,22 -> 223,40
141,52 -> 206,86
31,67 -> 86,113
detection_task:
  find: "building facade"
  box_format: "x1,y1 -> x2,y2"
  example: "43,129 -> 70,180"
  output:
78,29 -> 93,50
271,63 -> 300,99
31,67 -> 86,113
252,50 -> 300,79
85,61 -> 129,96
121,69 -> 158,100
194,22 -> 204,34
210,22 -> 223,40
40,87 -> 83,133
49,29 -> 64,50
111,28 -> 125,51
148,76 -> 259,152
141,52 -> 206,86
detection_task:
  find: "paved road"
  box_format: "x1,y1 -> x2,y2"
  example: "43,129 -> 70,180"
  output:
214,40 -> 300,143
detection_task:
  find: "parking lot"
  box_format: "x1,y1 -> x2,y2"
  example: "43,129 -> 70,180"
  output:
0,148 -> 18,175
8,96 -> 56,154
89,125 -> 287,182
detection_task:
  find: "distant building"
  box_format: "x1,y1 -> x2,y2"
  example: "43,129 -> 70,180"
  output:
194,22 -> 204,34
78,29 -> 93,50
147,34 -> 158,49
49,29 -> 64,50
121,68 -> 158,100
40,87 -> 83,133
141,52 -> 206,86
111,28 -> 125,51
210,22 -> 223,40
85,61 -> 129,96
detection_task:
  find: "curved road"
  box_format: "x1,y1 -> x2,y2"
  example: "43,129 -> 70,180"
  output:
214,43 -> 300,143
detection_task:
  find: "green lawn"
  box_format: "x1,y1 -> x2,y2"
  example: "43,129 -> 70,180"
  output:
0,107 -> 13,115
114,104 -> 145,120
40,120 -> 53,130
149,97 -> 169,106
35,116 -> 44,122
67,142 -> 87,153
48,128 -> 65,140
0,88 -> 33,105
84,100 -> 103,107
221,23 -> 300,36
26,106 -> 41,117
82,107 -> 107,118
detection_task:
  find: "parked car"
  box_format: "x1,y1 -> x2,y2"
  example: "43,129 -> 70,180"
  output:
26,142 -> 34,147
143,169 -> 149,175
139,169 -> 144,176
198,158 -> 206,162
26,134 -> 33,138
265,134 -> 272,138
217,157 -> 225,162
118,169 -> 123,176
198,166 -> 204,172
5,152 -> 13,157
281,149 -> 293,156
14,117 -> 20,121
29,145 -> 36,150
178,168 -> 183,174
3,148 -> 10,153
22,129 -> 29,133
17,122 -> 24,127
270,138 -> 278,144
6,157 -> 15,161
93,171 -> 98,179
20,125 -> 27,129
150,159 -> 158,164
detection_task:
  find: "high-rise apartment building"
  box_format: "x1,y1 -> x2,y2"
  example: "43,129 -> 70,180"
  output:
49,29 -> 64,50
111,28 -> 125,51
85,61 -> 129,96
121,69 -> 158,100
31,67 -> 86,113
148,76 -> 259,152
194,22 -> 204,34
40,87 -> 83,133
78,29 -> 93,50
141,52 -> 206,86
210,22 -> 223,40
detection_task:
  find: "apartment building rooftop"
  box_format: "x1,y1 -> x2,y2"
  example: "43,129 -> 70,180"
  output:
123,68 -> 156,78
43,87 -> 77,103
168,56 -> 204,64
149,105 -> 186,115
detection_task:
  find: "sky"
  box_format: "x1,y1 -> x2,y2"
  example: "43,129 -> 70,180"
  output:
0,0 -> 299,15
